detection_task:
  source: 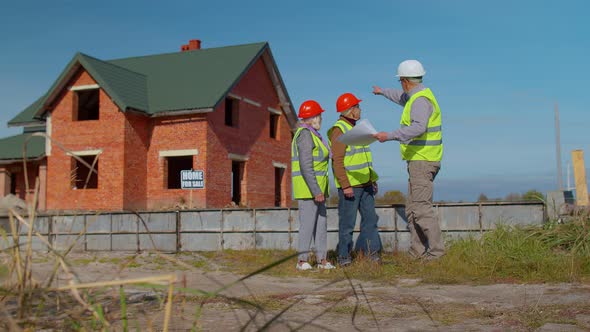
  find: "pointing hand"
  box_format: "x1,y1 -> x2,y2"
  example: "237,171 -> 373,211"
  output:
372,86 -> 382,95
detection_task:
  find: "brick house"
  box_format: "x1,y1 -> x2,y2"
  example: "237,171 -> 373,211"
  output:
0,40 -> 296,211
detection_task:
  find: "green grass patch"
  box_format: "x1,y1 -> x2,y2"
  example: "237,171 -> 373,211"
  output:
202,218 -> 590,285
189,259 -> 207,269
420,223 -> 590,284
97,257 -> 121,264
328,304 -> 373,316
0,264 -> 8,278
205,249 -> 299,276
72,257 -> 96,265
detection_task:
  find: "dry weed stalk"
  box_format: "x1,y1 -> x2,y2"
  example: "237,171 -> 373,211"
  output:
3,205 -> 178,331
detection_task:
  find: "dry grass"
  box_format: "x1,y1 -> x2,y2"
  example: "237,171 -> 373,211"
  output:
1,208 -> 371,331
197,219 -> 590,285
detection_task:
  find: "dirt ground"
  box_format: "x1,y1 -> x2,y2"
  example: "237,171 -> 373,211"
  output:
6,251 -> 590,331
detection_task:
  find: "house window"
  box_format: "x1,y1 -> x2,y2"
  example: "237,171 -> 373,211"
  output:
166,156 -> 193,189
72,155 -> 99,189
231,161 -> 244,205
270,113 -> 279,139
274,167 -> 284,207
225,97 -> 239,127
73,88 -> 99,121
10,173 -> 16,195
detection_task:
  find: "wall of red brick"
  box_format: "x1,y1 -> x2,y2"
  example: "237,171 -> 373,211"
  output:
206,56 -> 292,208
46,69 -> 126,211
123,112 -> 149,210
2,162 -> 39,202
145,115 -> 208,210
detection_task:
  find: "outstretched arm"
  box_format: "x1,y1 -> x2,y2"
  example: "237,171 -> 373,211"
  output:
373,85 -> 407,106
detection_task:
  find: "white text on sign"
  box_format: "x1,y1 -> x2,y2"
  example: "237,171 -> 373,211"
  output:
180,170 -> 204,189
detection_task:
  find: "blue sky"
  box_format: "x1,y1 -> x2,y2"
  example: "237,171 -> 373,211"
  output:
1,0 -> 588,201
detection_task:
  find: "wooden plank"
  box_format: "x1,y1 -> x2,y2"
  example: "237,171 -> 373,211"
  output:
572,150 -> 589,206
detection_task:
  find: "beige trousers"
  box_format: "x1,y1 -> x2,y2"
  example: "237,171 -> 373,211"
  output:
406,160 -> 444,257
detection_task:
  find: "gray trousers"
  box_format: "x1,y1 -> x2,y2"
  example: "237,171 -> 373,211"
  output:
406,160 -> 444,257
297,199 -> 328,262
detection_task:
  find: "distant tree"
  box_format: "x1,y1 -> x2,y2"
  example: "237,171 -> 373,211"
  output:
505,192 -> 522,201
522,189 -> 545,202
478,193 -> 489,202
375,190 -> 406,205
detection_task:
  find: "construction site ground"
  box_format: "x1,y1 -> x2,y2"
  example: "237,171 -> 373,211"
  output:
5,251 -> 590,331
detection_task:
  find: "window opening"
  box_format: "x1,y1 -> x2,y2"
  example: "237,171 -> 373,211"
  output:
72,155 -> 99,189
73,89 -> 99,121
166,156 -> 193,189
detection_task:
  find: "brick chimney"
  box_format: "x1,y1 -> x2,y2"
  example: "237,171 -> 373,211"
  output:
181,39 -> 202,51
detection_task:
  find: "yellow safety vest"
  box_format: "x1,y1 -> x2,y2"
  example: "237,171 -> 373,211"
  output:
400,88 -> 443,161
328,119 -> 379,188
291,127 -> 330,199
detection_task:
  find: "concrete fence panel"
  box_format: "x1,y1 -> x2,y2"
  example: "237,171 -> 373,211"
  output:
138,212 -> 176,232
86,214 -> 111,251
438,205 -> 480,231
180,211 -> 223,232
481,204 -> 545,229
0,202 -> 546,253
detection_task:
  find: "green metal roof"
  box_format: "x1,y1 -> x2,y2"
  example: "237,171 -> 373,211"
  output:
8,42 -> 270,125
8,96 -> 46,126
108,42 -> 267,114
0,133 -> 45,161
81,53 -> 149,112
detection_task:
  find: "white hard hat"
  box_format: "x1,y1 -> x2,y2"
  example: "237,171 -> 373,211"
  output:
397,60 -> 426,77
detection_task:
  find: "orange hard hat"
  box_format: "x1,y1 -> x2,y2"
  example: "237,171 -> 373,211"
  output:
336,93 -> 362,112
298,100 -> 325,119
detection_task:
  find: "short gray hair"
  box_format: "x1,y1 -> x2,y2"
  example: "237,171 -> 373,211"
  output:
406,77 -> 423,83
341,108 -> 355,117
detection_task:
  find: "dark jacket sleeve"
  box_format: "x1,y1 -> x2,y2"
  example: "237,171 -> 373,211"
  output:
328,127 -> 351,189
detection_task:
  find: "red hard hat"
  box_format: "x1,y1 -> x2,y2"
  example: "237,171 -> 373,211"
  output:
336,93 -> 362,113
298,100 -> 325,119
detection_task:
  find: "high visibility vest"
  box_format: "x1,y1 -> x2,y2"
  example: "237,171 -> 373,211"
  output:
328,120 -> 379,188
291,127 -> 330,199
400,88 -> 443,161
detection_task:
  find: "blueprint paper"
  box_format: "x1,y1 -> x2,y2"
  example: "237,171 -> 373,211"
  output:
338,119 -> 378,146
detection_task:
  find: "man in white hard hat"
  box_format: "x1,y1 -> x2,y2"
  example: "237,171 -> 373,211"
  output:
372,60 -> 445,260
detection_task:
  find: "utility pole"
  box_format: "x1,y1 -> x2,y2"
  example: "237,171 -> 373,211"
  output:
572,150 -> 589,206
555,103 -> 563,190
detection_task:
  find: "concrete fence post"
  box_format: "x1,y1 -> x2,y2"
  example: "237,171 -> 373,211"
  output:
288,207 -> 293,250
393,205 -> 398,252
175,210 -> 181,253
253,208 -> 257,250
220,209 -> 225,250
478,203 -> 483,235
48,215 -> 53,252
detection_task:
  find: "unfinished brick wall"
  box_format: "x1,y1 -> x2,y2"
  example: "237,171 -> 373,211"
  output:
123,112 -> 150,210
46,69 -> 126,211
1,162 -> 39,202
145,114 -> 207,210
206,57 -> 292,208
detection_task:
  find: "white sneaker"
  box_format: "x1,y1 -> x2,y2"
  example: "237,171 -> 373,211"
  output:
296,262 -> 313,271
317,262 -> 336,270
